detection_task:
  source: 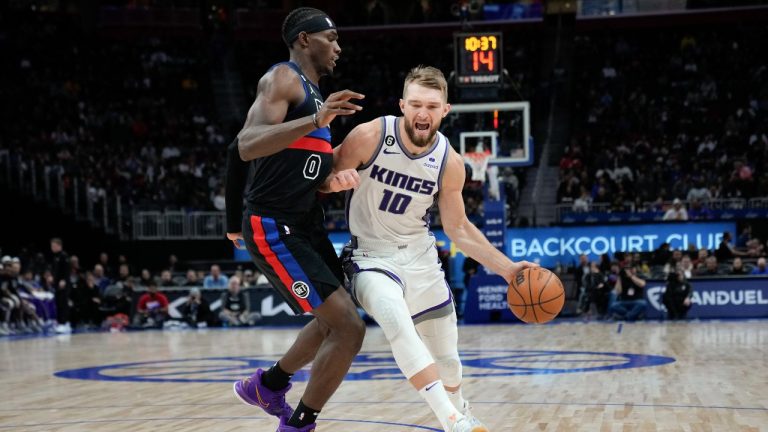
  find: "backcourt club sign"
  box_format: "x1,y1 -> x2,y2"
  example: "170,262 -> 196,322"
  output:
506,222 -> 735,267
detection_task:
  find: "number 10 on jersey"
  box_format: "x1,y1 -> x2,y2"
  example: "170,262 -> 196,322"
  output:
379,189 -> 412,215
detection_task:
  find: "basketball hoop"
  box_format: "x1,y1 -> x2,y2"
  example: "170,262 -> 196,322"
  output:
463,150 -> 501,200
464,151 -> 491,183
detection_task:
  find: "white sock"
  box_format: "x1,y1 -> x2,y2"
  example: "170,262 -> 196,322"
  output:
418,379 -> 463,431
447,387 -> 468,414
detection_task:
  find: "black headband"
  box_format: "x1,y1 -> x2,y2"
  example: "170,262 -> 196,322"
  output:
285,14 -> 336,45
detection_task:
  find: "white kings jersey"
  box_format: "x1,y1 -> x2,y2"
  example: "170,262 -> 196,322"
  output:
346,115 -> 450,244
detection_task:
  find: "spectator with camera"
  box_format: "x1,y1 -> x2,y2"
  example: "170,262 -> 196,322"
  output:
608,265 -> 647,321
180,288 -> 214,328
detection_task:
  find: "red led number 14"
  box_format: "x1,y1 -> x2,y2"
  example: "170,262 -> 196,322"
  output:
472,51 -> 494,72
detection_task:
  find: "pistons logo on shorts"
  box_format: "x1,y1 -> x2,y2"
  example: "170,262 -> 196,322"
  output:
291,281 -> 310,299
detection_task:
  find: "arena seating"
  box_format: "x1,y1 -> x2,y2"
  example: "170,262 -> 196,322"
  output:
559,25 -> 768,220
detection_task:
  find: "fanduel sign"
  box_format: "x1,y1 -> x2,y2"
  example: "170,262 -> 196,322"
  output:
644,278 -> 768,319
507,222 -> 735,267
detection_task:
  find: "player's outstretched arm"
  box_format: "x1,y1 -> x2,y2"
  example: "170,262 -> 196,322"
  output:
318,118 -> 381,192
237,65 -> 364,161
438,149 -> 537,283
224,139 -> 248,248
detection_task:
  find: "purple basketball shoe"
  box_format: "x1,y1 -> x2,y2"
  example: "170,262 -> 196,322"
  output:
276,416 -> 316,432
233,368 -> 294,418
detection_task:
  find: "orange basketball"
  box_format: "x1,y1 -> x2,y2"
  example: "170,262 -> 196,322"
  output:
507,267 -> 565,324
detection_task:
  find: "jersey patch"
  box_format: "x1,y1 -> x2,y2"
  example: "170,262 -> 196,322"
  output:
291,281 -> 310,299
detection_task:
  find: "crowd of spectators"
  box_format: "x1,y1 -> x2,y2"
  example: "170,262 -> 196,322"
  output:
560,25 -> 768,216
0,237 -> 271,336
4,10 -> 768,234
1,10 -> 535,232
3,223 -> 767,337
3,13 -> 228,218
569,228 -> 767,322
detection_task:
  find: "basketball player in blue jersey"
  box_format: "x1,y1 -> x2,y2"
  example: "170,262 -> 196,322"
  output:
333,66 -> 538,432
225,7 -> 366,432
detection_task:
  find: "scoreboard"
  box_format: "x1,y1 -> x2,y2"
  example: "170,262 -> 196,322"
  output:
453,32 -> 503,87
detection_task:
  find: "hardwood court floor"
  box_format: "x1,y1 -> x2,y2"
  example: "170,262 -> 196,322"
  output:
1,320 -> 766,432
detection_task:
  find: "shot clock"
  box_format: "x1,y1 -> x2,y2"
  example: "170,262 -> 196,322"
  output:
453,32 -> 503,87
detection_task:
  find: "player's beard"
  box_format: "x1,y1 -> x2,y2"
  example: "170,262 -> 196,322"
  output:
404,119 -> 438,148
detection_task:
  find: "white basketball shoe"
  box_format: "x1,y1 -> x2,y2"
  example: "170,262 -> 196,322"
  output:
451,415 -> 489,432
451,401 -> 488,432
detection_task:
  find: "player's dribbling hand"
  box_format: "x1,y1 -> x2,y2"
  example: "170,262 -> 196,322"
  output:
227,232 -> 246,250
315,90 -> 364,128
509,260 -> 539,279
327,169 -> 360,192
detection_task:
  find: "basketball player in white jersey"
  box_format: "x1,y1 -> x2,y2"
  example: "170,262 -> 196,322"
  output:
333,66 -> 537,432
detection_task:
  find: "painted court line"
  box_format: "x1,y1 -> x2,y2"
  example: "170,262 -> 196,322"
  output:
0,400 -> 765,414
0,416 -> 440,431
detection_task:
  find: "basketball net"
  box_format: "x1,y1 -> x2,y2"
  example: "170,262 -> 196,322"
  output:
464,151 -> 491,183
463,151 -> 501,200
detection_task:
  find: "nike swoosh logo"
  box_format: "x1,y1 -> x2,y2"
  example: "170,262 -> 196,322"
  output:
425,383 -> 438,391
251,378 -> 270,408
383,149 -> 400,155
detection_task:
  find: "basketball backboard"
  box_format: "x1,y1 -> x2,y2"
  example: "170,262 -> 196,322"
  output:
441,101 -> 532,166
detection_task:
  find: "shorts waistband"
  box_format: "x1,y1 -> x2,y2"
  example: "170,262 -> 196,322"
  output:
351,235 -> 435,251
245,206 -> 321,227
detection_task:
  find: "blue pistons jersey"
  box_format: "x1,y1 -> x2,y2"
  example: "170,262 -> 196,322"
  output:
346,115 -> 450,243
245,62 -> 332,220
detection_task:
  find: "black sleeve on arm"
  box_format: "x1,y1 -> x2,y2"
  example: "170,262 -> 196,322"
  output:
225,138 -> 249,233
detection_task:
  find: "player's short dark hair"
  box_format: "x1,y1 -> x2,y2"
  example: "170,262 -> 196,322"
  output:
281,7 -> 330,48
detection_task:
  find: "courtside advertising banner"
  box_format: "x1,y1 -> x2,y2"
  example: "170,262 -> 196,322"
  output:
644,277 -> 768,319
506,222 -> 736,268
237,222 -> 736,287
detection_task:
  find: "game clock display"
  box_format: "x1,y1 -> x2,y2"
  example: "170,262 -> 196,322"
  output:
454,32 -> 503,87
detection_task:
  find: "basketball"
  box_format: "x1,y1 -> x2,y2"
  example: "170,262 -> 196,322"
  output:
507,267 -> 565,324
